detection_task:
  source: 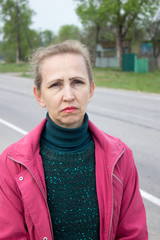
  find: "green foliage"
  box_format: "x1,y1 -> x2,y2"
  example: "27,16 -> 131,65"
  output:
0,0 -> 39,62
39,30 -> 56,46
0,43 -> 16,62
75,0 -> 159,27
144,18 -> 160,58
56,24 -> 82,42
80,25 -> 99,59
74,0 -> 160,67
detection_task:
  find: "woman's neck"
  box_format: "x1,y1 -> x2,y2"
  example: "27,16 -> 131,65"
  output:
40,113 -> 92,152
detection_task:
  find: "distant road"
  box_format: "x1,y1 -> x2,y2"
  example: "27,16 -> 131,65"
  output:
0,73 -> 160,239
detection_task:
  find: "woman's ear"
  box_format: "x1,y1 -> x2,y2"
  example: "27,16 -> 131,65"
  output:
88,81 -> 95,103
33,86 -> 46,108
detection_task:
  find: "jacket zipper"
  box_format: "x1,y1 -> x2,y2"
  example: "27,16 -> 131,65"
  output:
8,156 -> 54,240
108,149 -> 125,240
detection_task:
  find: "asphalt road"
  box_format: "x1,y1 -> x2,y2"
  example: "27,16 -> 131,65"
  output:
0,73 -> 160,239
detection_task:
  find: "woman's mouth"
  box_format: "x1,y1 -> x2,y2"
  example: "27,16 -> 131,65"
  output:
62,107 -> 77,113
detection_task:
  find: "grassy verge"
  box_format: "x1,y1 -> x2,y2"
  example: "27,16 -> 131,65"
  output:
0,62 -> 30,73
93,68 -> 160,93
0,63 -> 159,93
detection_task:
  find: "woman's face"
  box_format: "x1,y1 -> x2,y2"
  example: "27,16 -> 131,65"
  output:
34,53 -> 95,129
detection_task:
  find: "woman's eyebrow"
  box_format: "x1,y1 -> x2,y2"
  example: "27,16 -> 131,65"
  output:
47,76 -> 86,86
69,76 -> 86,81
46,79 -> 63,86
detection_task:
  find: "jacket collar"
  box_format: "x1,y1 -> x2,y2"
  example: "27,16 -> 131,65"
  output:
7,118 -> 47,168
7,118 -> 125,171
88,120 -> 125,170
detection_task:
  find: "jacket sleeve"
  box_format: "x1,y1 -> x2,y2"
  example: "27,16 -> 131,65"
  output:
0,150 -> 29,239
115,147 -> 148,239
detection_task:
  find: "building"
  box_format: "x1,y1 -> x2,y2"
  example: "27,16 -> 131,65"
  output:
95,41 -> 130,68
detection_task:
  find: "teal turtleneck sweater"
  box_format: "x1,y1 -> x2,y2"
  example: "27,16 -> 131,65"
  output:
40,113 -> 100,240
41,113 -> 92,152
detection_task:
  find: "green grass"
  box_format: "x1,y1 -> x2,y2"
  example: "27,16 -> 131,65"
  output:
93,68 -> 160,93
0,63 -> 159,93
0,62 -> 30,73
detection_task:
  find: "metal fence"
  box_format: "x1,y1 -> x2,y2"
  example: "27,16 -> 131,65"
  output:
95,56 -> 117,68
95,55 -> 160,71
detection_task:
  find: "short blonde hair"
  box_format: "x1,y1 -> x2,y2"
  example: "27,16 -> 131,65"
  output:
30,40 -> 93,90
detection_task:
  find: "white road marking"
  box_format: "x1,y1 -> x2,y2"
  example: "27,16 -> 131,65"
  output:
1,118 -> 160,207
0,118 -> 28,135
140,189 -> 160,207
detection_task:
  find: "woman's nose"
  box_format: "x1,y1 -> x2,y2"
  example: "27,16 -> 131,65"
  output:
63,85 -> 75,102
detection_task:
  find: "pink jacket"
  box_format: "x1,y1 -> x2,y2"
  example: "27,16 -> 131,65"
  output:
0,119 -> 148,240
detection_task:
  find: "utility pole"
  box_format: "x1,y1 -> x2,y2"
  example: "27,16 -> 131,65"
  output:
20,14 -> 34,51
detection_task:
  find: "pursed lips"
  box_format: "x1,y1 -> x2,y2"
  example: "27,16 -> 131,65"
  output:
62,106 -> 78,113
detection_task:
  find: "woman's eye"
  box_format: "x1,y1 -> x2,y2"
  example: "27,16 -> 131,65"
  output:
73,80 -> 83,85
50,82 -> 61,88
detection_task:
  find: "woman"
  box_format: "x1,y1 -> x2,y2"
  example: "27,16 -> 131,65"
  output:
0,40 -> 148,240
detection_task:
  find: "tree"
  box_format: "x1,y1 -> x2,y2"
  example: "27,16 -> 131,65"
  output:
145,19 -> 160,60
129,9 -> 160,68
56,24 -> 82,43
0,0 -> 36,62
74,0 -> 160,68
38,30 -> 55,47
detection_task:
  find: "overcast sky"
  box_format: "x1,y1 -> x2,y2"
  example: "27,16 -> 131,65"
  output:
29,0 -> 82,34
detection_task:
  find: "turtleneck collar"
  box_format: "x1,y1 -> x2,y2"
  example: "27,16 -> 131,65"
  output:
40,113 -> 92,152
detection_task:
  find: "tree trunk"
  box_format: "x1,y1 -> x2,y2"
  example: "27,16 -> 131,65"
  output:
16,2 -> 22,63
116,25 -> 123,68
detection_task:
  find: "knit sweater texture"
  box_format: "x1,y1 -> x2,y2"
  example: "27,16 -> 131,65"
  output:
40,113 -> 100,239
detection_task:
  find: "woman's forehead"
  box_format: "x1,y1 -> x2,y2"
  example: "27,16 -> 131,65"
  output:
42,53 -> 85,64
40,53 -> 89,82
41,54 -> 87,73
